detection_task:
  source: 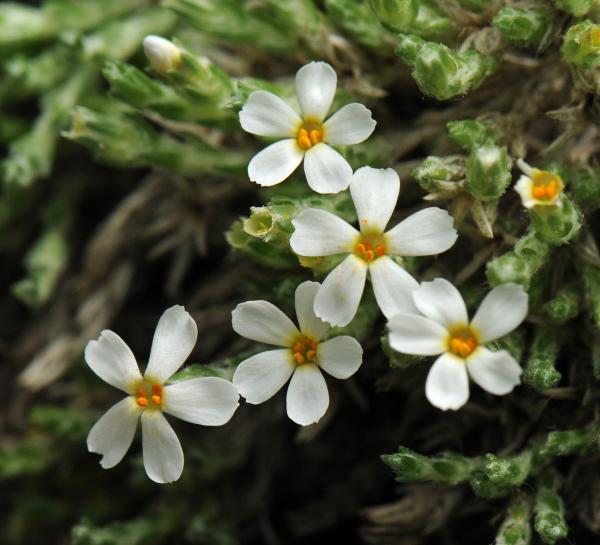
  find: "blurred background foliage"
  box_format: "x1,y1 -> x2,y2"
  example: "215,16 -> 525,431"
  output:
2,0 -> 600,544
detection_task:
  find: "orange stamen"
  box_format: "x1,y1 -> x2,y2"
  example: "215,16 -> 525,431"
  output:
151,395 -> 162,405
137,397 -> 148,407
309,129 -> 321,146
297,124 -> 323,150
292,336 -> 318,365
151,385 -> 162,395
375,245 -> 385,257
449,330 -> 478,358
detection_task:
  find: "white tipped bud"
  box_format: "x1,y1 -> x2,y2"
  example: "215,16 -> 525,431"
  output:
143,35 -> 181,73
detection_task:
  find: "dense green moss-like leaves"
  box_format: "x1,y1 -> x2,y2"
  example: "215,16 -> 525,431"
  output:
395,34 -> 498,100
522,327 -> 562,391
487,231 -> 552,289
495,496 -> 532,545
382,447 -> 479,485
534,470 -> 568,544
493,6 -> 554,47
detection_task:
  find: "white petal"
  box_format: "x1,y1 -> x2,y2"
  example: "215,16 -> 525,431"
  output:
514,175 -> 536,209
232,301 -> 299,347
239,90 -> 301,137
350,166 -> 399,234
84,330 -> 142,393
385,207 -> 458,256
295,281 -> 330,341
413,278 -> 468,330
387,313 -> 448,355
232,349 -> 295,404
323,103 -> 376,145
471,283 -> 528,343
290,208 -> 358,256
248,139 -> 304,187
163,377 -> 239,426
425,353 -> 470,411
286,364 -> 329,425
145,305 -> 198,384
314,254 -> 368,327
369,256 -> 419,319
141,410 -> 184,484
303,143 -> 353,194
466,348 -> 522,395
87,396 -> 141,469
295,61 -> 337,122
317,336 -> 363,379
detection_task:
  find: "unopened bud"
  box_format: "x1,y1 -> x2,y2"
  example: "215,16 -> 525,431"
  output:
143,35 -> 181,73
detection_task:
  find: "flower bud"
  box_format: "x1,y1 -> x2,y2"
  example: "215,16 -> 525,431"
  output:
464,144 -> 512,201
561,20 -> 600,71
226,220 -> 297,269
143,35 -> 181,73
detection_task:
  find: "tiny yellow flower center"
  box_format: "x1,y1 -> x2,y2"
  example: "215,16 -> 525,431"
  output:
448,328 -> 478,358
297,121 -> 324,150
354,232 -> 386,263
531,170 -> 562,202
291,336 -> 318,365
135,383 -> 163,408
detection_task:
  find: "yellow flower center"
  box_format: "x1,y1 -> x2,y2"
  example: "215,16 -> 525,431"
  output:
448,328 -> 478,358
297,121 -> 324,150
531,170 -> 562,202
354,232 -> 386,263
291,336 -> 318,365
135,382 -> 163,408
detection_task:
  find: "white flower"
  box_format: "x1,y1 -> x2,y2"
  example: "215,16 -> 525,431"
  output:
289,166 -> 458,327
239,61 -> 376,194
232,281 -> 363,425
514,158 -> 564,209
85,305 -> 239,483
388,279 -> 528,411
143,35 -> 181,73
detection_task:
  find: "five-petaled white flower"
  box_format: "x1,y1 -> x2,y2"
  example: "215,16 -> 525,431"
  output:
85,305 -> 239,483
290,166 -> 458,327
232,281 -> 363,425
387,279 -> 528,411
239,61 -> 376,194
514,158 -> 564,209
